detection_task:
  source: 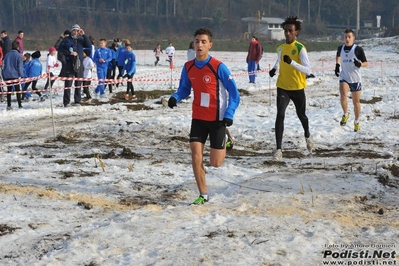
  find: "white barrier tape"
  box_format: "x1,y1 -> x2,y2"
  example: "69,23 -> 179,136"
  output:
0,80 -> 119,95
0,62 -> 387,94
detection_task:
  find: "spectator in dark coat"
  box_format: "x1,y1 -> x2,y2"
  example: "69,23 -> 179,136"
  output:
58,24 -> 91,107
1,30 -> 12,56
0,45 -> 3,102
246,36 -> 262,83
2,40 -> 24,110
54,30 -> 70,66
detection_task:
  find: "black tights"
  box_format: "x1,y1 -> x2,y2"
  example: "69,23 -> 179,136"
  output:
23,80 -> 42,98
126,74 -> 135,95
275,88 -> 310,149
107,67 -> 116,92
83,81 -> 91,99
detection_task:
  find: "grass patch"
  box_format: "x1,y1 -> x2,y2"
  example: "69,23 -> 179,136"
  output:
138,90 -> 173,99
10,167 -> 23,172
50,132 -> 84,144
125,38 -> 341,52
190,39 -> 341,53
0,224 -> 20,236
226,149 -> 267,157
113,90 -> 171,102
150,160 -> 165,165
28,38 -> 341,53
77,147 -> 144,160
125,104 -> 153,111
315,148 -> 389,159
59,171 -> 75,179
170,136 -> 189,142
360,97 -> 383,104
53,159 -> 75,165
390,164 -> 399,177
239,89 -> 250,96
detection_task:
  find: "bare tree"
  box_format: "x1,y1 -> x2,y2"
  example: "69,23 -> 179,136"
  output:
317,0 -> 322,23
156,0 -> 159,17
11,0 -> 15,30
166,0 -> 169,23
268,0 -> 274,16
297,0 -> 301,17
85,0 -> 92,20
115,0 -> 121,12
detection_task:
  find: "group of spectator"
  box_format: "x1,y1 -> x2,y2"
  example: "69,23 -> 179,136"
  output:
0,30 -> 26,109
51,24 -> 137,106
0,24 -> 138,110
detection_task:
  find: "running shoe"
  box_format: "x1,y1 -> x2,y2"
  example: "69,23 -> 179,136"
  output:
273,149 -> 283,161
340,113 -> 350,126
354,122 -> 360,132
306,137 -> 314,152
226,134 -> 233,151
83,97 -> 92,103
190,195 -> 208,205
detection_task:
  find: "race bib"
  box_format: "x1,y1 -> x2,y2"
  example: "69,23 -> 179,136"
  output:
200,92 -> 210,107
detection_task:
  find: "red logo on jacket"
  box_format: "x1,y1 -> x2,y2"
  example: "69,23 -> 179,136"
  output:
203,75 -> 211,83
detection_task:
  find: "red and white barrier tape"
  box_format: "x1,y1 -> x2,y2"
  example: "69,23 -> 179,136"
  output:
0,62 -> 386,95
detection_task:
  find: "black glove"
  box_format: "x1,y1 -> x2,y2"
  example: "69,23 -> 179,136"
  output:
283,55 -> 292,64
306,74 -> 315,79
334,63 -> 340,77
269,68 -> 276,77
168,97 -> 177,109
353,59 -> 361,68
223,118 -> 233,127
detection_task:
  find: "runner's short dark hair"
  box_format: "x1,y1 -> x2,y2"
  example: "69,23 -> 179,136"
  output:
194,28 -> 213,41
281,16 -> 302,32
344,28 -> 355,35
12,40 -> 19,50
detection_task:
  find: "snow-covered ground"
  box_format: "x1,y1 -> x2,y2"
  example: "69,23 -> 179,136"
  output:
0,36 -> 399,266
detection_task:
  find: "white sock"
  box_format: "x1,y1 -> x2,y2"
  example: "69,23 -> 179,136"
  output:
200,194 -> 208,201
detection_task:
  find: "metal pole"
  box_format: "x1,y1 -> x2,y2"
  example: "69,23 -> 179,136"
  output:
174,0 -> 176,16
356,0 -> 360,37
268,63 -> 271,106
170,60 -> 173,91
170,69 -> 173,91
48,66 -> 56,138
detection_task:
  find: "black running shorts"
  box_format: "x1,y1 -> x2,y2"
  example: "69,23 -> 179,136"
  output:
189,119 -> 226,150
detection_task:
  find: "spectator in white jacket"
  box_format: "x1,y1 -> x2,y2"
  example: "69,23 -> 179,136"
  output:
44,46 -> 59,92
82,49 -> 95,102
187,41 -> 195,61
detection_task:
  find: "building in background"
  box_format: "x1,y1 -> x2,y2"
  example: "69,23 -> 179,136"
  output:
241,17 -> 285,41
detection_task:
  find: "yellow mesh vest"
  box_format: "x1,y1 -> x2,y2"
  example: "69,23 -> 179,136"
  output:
276,41 -> 307,91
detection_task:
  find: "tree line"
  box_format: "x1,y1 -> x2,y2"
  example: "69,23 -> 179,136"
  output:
0,0 -> 398,43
